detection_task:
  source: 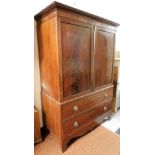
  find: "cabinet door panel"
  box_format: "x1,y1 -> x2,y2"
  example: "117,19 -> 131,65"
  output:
61,22 -> 92,97
94,28 -> 114,88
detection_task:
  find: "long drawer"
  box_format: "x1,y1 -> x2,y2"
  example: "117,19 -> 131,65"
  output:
62,100 -> 112,138
61,86 -> 113,119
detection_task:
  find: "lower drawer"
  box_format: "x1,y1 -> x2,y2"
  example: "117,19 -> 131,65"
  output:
62,101 -> 112,138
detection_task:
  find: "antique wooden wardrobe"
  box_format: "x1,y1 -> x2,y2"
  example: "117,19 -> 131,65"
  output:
35,1 -> 119,152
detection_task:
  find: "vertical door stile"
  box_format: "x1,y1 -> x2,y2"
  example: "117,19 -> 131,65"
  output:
111,33 -> 116,84
56,16 -> 63,102
92,25 -> 96,91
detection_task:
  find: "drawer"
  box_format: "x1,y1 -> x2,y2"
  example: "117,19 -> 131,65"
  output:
62,101 -> 112,137
61,86 -> 113,119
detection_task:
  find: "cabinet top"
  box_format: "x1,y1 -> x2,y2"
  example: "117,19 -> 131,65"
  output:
34,1 -> 119,27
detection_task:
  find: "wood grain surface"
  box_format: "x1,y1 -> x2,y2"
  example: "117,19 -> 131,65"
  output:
61,21 -> 91,97
35,1 -> 119,152
94,27 -> 115,89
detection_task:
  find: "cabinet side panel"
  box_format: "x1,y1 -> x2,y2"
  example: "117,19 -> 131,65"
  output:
41,93 -> 62,144
39,17 -> 60,100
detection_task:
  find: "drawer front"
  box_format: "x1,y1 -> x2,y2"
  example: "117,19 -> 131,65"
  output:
62,101 -> 112,137
62,86 -> 113,119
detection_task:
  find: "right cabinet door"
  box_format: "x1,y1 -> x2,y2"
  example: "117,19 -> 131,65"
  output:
94,27 -> 115,89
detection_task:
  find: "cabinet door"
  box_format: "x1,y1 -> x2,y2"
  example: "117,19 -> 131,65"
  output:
61,19 -> 92,98
94,27 -> 115,89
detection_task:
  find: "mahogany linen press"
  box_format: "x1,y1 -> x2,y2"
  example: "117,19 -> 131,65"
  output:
35,1 -> 119,152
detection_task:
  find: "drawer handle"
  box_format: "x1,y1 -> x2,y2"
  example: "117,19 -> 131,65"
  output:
104,93 -> 109,97
104,106 -> 108,111
73,122 -> 79,128
73,105 -> 79,112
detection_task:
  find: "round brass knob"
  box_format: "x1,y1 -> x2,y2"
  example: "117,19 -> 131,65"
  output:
104,106 -> 107,111
73,122 -> 79,128
104,93 -> 108,97
73,105 -> 79,112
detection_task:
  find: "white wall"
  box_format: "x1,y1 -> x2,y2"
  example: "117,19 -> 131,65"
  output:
34,20 -> 43,127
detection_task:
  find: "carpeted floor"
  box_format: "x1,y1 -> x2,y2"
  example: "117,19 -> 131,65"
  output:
34,126 -> 120,155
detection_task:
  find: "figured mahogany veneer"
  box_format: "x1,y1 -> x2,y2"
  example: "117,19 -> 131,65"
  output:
35,1 -> 119,152
62,21 -> 92,97
94,28 -> 115,89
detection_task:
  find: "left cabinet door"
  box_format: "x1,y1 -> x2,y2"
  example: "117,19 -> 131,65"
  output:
61,19 -> 92,98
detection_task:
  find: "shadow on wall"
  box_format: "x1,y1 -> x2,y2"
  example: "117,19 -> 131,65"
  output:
34,20 -> 43,127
